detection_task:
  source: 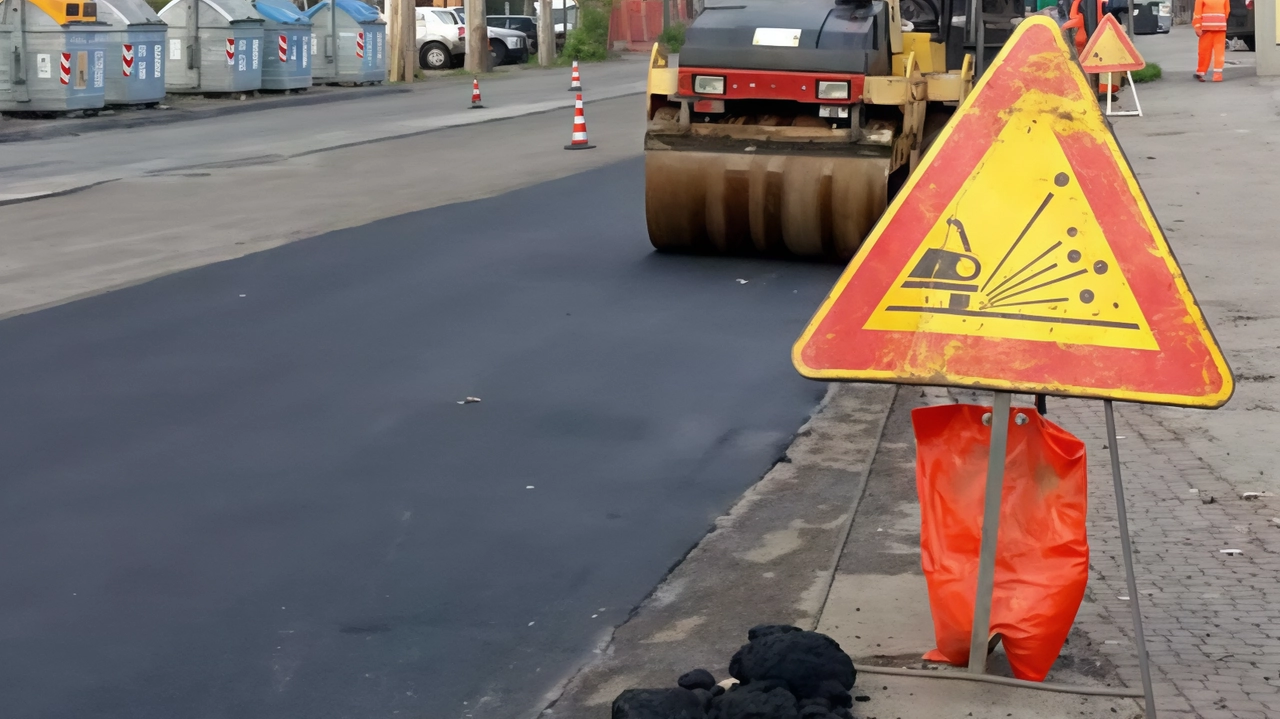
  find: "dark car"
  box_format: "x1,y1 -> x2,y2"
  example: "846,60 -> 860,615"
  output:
1101,0 -> 1171,35
488,15 -> 543,53
1227,0 -> 1254,51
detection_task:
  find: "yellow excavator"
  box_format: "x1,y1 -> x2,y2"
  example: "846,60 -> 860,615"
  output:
644,0 -> 1026,261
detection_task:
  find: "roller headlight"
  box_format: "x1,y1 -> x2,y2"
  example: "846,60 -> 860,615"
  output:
693,75 -> 725,95
817,81 -> 850,100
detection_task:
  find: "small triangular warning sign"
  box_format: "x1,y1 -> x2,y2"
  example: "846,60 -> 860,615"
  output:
792,16 -> 1231,408
1080,14 -> 1145,73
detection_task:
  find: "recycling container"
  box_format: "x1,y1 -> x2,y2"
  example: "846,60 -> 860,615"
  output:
0,0 -> 109,112
158,0 -> 264,93
98,0 -> 167,104
306,0 -> 385,84
254,0 -> 311,90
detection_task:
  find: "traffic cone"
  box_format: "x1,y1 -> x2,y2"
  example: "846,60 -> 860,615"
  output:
568,60 -> 582,92
564,93 -> 595,150
470,78 -> 484,109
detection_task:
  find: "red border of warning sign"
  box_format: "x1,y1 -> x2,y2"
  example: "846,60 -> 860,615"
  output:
792,17 -> 1231,408
1080,14 -> 1146,73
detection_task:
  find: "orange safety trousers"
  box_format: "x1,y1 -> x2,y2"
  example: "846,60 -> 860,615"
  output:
1197,31 -> 1226,77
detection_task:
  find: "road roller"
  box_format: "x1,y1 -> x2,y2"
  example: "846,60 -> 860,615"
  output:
645,0 -> 1023,261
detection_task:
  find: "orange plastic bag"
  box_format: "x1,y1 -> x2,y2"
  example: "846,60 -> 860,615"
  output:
913,404 -> 1089,682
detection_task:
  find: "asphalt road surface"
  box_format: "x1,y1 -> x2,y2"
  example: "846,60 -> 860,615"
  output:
0,158 -> 841,718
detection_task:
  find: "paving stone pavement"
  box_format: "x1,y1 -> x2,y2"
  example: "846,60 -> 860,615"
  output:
935,388 -> 1280,719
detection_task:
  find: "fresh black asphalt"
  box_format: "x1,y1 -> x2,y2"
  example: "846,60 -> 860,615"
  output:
0,158 -> 842,718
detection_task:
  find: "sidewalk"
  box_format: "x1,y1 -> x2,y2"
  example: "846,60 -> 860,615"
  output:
541,25 -> 1280,719
0,54 -> 646,145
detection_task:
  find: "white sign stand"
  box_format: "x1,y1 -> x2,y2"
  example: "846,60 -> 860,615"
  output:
1105,71 -> 1143,117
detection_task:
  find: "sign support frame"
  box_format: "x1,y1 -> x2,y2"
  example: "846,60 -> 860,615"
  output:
960,395 -> 1157,718
1105,71 -> 1144,117
967,391 -> 1012,674
1105,400 -> 1158,719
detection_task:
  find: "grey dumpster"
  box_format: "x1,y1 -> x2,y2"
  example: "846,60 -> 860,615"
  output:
98,0 -> 167,105
254,0 -> 311,90
306,0 -> 385,85
158,0 -> 264,93
0,0 -> 109,112
1132,1 -> 1162,34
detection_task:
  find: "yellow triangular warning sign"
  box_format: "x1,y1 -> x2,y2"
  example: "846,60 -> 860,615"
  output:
865,113 -> 1156,350
793,16 -> 1231,408
1080,14 -> 1145,73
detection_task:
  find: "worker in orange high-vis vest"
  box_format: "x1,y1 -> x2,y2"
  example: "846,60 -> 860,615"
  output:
1194,0 -> 1229,82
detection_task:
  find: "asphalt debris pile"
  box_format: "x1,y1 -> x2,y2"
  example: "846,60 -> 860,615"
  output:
612,625 -> 859,719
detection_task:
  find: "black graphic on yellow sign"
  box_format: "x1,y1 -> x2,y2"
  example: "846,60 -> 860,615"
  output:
864,116 -> 1158,351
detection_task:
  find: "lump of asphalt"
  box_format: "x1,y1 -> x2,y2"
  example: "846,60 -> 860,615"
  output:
612,688 -> 705,719
679,668 -> 718,691
729,628 -> 856,700
747,624 -> 803,642
709,683 -> 798,719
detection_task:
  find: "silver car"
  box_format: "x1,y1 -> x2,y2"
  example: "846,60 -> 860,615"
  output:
416,8 -> 465,70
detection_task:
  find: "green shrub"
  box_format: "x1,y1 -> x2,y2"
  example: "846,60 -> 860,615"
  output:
658,21 -> 685,53
1131,62 -> 1162,83
561,0 -> 612,62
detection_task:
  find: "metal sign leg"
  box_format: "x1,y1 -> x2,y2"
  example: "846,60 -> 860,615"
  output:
968,391 -> 1011,674
1106,72 -> 1113,116
1128,70 -> 1144,117
1104,400 -> 1158,719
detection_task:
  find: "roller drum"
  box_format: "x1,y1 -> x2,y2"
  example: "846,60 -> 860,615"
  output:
645,149 -> 890,261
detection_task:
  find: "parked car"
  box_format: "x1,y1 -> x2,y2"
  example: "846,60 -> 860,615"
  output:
450,7 -> 530,65
546,0 -> 577,35
488,0 -> 577,51
416,7 -> 465,70
487,15 -> 550,54
1227,0 -> 1254,51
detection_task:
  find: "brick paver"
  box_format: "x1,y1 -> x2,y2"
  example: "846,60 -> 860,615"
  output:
924,388 -> 1278,718
1055,398 -> 1280,719
1022,396 -> 1278,719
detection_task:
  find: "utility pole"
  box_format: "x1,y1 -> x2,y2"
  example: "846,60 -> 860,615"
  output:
401,0 -> 415,82
537,0 -> 553,66
464,0 -> 490,73
388,0 -> 402,81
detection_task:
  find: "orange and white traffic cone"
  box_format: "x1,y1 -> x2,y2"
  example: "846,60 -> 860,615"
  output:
469,78 -> 484,109
564,93 -> 595,150
568,60 -> 582,92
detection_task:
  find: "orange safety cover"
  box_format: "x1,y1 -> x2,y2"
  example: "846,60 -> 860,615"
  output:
913,404 -> 1089,682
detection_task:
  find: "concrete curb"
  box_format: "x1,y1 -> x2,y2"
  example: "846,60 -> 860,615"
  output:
0,85 -> 410,145
537,383 -> 897,718
0,55 -> 648,145
0,88 -> 644,208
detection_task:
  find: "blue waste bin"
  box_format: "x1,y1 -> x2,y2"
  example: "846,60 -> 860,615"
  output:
98,0 -> 168,105
254,0 -> 312,90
